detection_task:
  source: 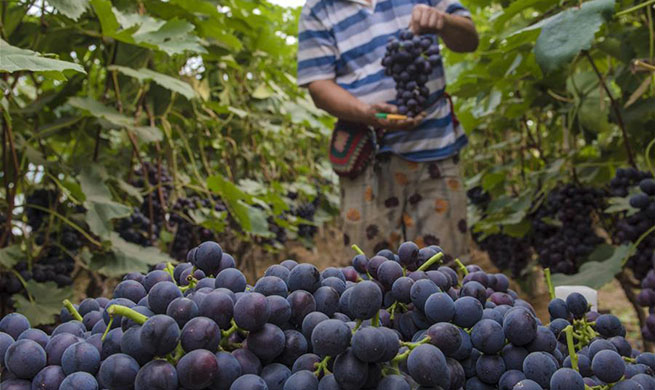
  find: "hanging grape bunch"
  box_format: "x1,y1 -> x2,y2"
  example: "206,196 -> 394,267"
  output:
531,184 -> 606,274
617,178 -> 655,280
382,30 -> 440,117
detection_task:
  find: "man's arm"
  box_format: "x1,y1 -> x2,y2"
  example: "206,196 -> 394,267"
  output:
409,4 -> 478,53
307,79 -> 423,130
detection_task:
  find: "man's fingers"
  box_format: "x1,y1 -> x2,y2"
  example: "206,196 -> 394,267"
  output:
428,11 -> 439,30
435,12 -> 445,31
420,10 -> 431,30
409,7 -> 423,32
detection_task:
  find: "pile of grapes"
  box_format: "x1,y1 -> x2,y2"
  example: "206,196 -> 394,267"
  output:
2,240 -> 654,390
382,30 -> 440,117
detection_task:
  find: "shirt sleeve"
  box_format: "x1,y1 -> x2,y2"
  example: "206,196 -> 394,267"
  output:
434,0 -> 471,18
297,5 -> 338,87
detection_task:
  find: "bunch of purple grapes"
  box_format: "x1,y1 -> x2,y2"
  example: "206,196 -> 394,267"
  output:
2,239 -> 654,390
622,178 -> 655,343
382,30 -> 440,117
467,187 -> 533,278
609,167 -> 653,197
117,162 -> 172,247
614,177 -> 655,280
168,195 -> 225,260
531,184 -> 606,274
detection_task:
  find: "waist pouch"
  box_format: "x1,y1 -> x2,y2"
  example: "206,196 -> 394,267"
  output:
329,120 -> 376,179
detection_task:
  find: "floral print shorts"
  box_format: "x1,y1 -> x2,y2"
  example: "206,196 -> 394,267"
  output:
339,153 -> 468,262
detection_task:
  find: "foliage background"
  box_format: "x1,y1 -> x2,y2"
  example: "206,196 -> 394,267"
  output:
0,0 -> 653,336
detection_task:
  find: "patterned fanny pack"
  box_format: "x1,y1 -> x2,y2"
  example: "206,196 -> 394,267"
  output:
328,120 -> 377,179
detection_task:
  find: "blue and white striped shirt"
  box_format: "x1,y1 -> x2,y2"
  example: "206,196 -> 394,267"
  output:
297,0 -> 470,162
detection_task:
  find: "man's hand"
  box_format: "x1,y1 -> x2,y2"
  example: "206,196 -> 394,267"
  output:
408,5 -> 479,53
409,4 -> 446,35
364,102 -> 425,131
307,80 -> 425,130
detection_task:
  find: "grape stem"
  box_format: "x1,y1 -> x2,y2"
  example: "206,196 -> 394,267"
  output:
544,268 -> 556,300
313,356 -> 332,377
101,318 -> 114,342
165,262 -> 177,285
166,342 -> 185,364
352,319 -> 363,334
351,244 -> 365,256
454,258 -> 468,276
372,310 -> 380,327
564,325 -> 578,371
63,299 -> 83,322
392,349 -> 411,363
400,336 -> 431,350
388,301 -> 408,321
106,304 -> 149,325
221,319 -> 245,338
418,252 -> 444,272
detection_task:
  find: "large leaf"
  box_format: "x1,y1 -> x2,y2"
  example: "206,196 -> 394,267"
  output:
534,0 -> 615,73
13,281 -> 72,326
89,233 -> 174,277
47,0 -> 90,20
491,0 -> 555,28
68,97 -> 162,142
79,166 -> 131,239
0,39 -> 86,74
108,65 -> 196,99
551,244 -> 629,289
0,245 -> 22,269
90,0 -> 206,55
207,175 -> 271,237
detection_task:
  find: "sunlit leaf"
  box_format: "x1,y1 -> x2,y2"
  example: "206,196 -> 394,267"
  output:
551,244 -> 630,289
0,39 -> 86,74
47,0 -> 90,20
79,166 -> 132,239
0,245 -> 22,269
535,0 -> 615,73
89,233 -> 174,277
108,65 -> 196,99
68,97 -> 162,142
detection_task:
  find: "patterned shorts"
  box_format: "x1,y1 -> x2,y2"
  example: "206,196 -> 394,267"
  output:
339,153 -> 468,262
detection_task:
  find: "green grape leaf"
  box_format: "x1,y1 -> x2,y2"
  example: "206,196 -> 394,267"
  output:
89,233 -> 174,277
0,39 -> 86,74
491,0 -> 553,28
47,0 -> 90,20
0,245 -> 22,269
535,0 -> 615,73
551,244 -> 630,289
68,97 -> 162,143
90,0 -> 205,55
207,175 -> 272,237
79,166 -> 132,239
13,281 -> 72,326
108,65 -> 196,99
252,83 -> 274,99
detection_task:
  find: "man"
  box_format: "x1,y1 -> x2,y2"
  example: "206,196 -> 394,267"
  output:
297,0 -> 478,260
